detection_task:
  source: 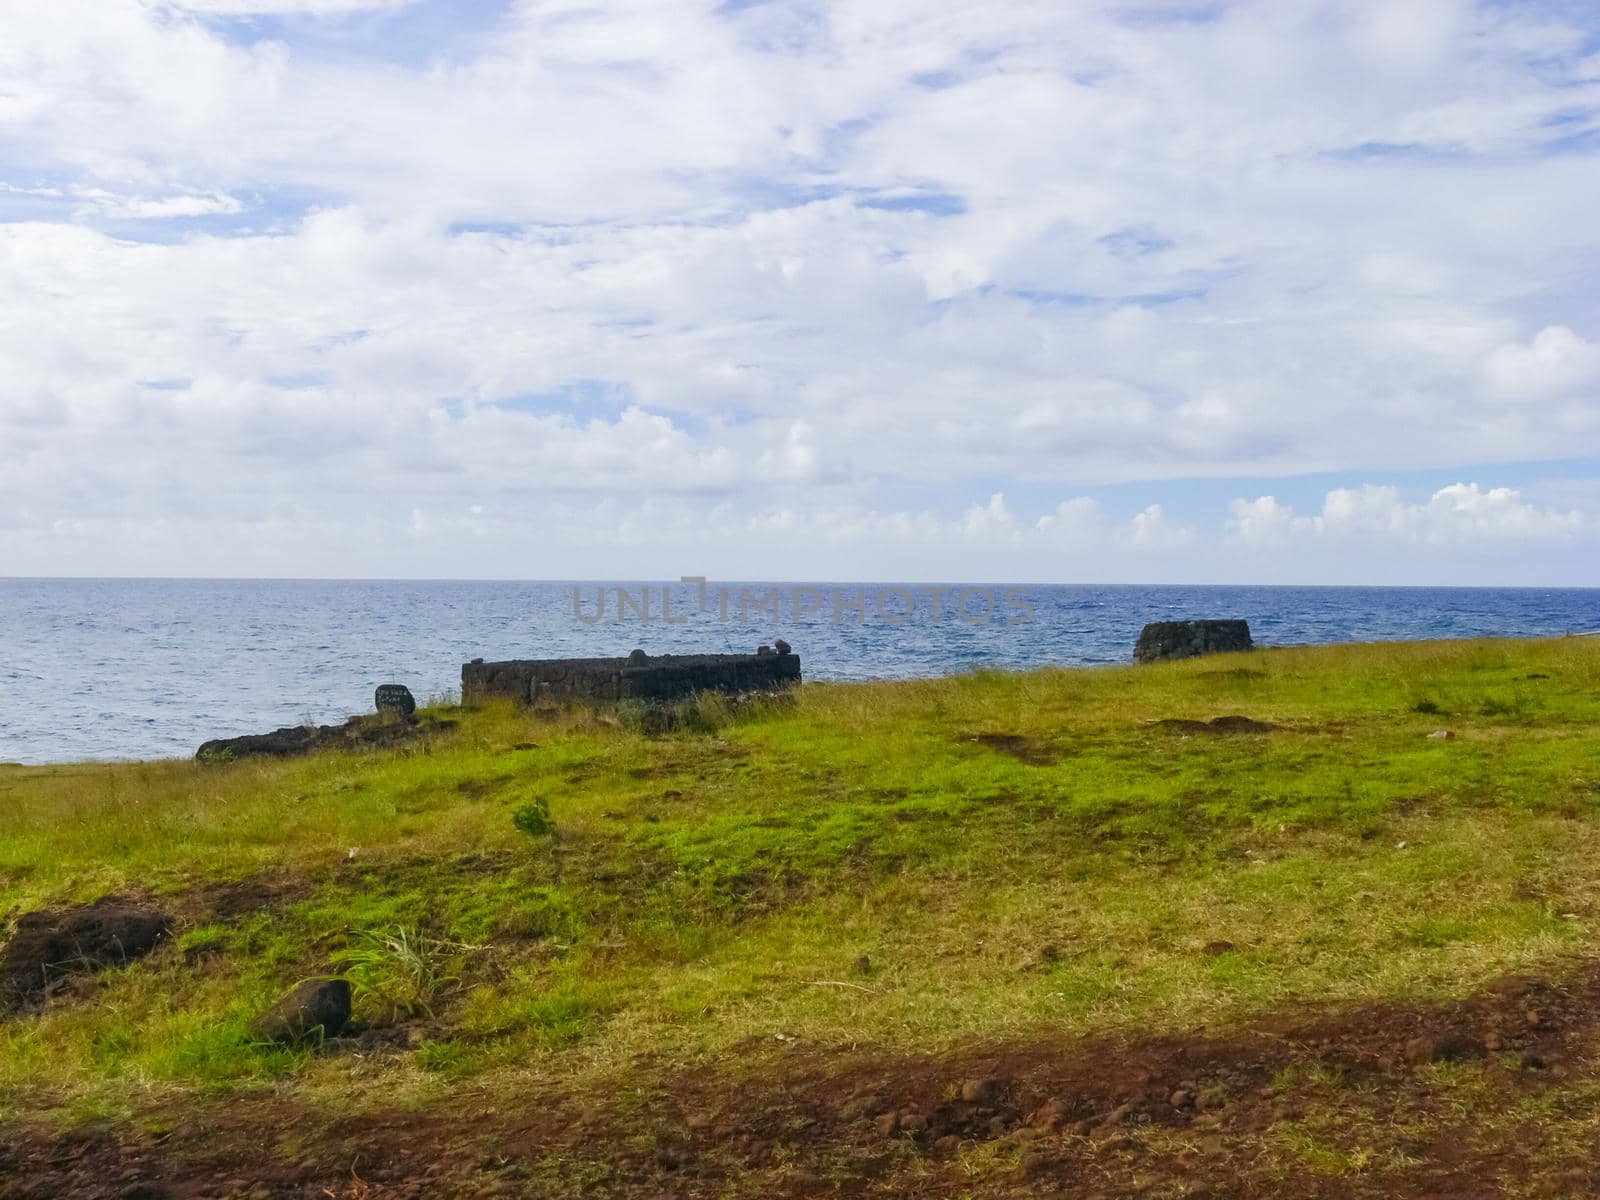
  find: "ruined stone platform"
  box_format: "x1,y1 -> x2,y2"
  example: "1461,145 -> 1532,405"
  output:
1134,620 -> 1253,664
461,647 -> 801,704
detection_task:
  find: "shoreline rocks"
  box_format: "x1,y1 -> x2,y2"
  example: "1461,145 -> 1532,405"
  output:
196,710 -> 454,763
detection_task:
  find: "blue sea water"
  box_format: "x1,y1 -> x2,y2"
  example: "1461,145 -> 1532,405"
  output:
1,578 -> 1597,764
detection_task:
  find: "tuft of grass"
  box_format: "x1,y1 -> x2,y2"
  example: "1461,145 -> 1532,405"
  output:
510,797 -> 554,839
331,926 -> 472,1025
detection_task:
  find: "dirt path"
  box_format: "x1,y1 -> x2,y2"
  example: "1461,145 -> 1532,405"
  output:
6,965 -> 1599,1198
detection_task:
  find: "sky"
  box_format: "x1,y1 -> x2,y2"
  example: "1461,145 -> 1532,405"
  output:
1,0 -> 1599,584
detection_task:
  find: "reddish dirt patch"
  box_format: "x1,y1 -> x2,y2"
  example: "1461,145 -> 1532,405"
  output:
6,967 -> 1600,1197
1156,715 -> 1280,734
191,870 -> 314,924
1,897 -> 171,1009
971,732 -> 1057,765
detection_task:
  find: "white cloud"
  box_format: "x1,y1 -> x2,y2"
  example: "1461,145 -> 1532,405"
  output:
1225,495 -> 1307,550
0,1 -> 1598,579
1126,503 -> 1195,550
81,189 -> 243,219
1036,497 -> 1108,543
170,1 -> 416,11
1033,496 -> 1195,550
1483,326 -> 1600,404
1227,483 -> 1588,550
959,493 -> 1024,544
2,480 -> 1595,582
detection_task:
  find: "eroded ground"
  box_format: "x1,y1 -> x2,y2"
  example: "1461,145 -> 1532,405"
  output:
6,963 -> 1600,1198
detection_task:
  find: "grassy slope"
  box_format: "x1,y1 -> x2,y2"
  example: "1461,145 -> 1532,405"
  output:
3,636 -> 1600,1183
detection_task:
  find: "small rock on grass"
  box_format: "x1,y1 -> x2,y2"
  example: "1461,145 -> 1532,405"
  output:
250,979 -> 351,1044
1027,1097 -> 1070,1131
875,1109 -> 927,1137
840,1092 -> 886,1121
960,1076 -> 1002,1105
1403,1033 -> 1477,1065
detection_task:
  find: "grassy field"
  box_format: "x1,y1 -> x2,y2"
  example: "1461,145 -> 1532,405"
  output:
3,636 -> 1600,1198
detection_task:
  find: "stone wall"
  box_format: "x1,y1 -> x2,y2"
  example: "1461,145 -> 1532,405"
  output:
461,648 -> 801,705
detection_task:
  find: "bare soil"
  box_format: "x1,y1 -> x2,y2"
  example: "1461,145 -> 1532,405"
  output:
1155,715 -> 1281,735
6,964 -> 1600,1198
971,732 -> 1058,765
0,898 -> 171,1009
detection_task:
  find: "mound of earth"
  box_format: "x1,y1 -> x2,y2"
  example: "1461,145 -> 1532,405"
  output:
1,897 -> 171,1009
971,731 -> 1057,765
1156,715 -> 1280,734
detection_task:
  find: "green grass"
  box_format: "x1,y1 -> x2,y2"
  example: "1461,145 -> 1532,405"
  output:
2,635 -> 1600,1125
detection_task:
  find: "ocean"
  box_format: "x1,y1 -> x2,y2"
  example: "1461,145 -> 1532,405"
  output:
2,578 -> 1597,764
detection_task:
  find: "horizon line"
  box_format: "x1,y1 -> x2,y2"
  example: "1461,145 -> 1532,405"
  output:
3,576 -> 1599,592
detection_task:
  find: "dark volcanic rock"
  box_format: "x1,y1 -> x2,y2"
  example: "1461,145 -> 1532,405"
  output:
1134,620 -> 1253,664
197,725 -> 315,762
374,683 -> 416,717
250,979 -> 352,1044
196,711 -> 453,763
462,648 -> 802,705
2,898 -> 172,1008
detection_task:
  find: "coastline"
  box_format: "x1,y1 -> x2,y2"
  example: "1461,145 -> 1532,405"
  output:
5,635 -> 1600,1195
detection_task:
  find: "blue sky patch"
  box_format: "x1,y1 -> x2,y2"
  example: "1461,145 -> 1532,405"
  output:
446,221 -> 527,239
858,191 -> 967,217
488,380 -> 635,423
1108,3 -> 1229,27
191,0 -> 515,69
1099,228 -> 1175,257
266,373 -> 330,391
1323,140 -> 1473,163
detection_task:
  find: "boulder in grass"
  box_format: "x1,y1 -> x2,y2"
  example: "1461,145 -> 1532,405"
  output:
1134,620 -> 1253,664
250,978 -> 352,1044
